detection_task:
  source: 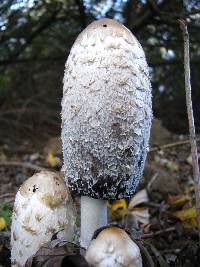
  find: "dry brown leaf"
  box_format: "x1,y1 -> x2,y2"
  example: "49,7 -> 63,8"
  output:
25,242 -> 88,267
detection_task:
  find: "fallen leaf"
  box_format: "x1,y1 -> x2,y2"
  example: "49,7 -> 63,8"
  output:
182,217 -> 197,229
168,195 -> 192,205
109,190 -> 150,225
129,208 -> 150,225
128,189 -> 149,209
46,151 -> 60,168
0,217 -> 6,231
0,203 -> 12,229
173,205 -> 198,229
147,241 -> 171,267
25,241 -> 88,267
110,199 -> 127,212
185,186 -> 195,194
174,206 -> 196,221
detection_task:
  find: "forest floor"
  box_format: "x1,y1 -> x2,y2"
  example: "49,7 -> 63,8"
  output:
0,119 -> 200,267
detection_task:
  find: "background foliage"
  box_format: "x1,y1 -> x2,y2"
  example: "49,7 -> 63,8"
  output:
0,0 -> 200,144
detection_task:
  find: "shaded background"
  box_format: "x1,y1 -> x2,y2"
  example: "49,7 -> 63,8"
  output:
0,3 -> 200,266
0,0 -> 200,145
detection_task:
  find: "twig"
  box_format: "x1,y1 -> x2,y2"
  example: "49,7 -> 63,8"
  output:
149,138 -> 200,152
0,192 -> 15,199
147,173 -> 158,192
0,161 -> 47,172
0,193 -> 15,202
0,192 -> 15,203
179,19 -> 200,242
145,202 -> 163,209
142,227 -> 176,239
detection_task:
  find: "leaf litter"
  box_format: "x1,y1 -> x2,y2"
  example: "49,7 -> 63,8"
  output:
0,131 -> 199,266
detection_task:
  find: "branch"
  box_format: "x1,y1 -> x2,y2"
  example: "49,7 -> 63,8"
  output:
179,19 -> 200,242
124,1 -> 153,32
0,57 -> 65,66
146,0 -> 200,32
1,56 -> 200,67
149,138 -> 200,152
149,58 -> 200,67
0,0 -> 14,16
75,0 -> 87,29
148,0 -> 200,19
142,227 -> 176,239
2,5 -> 61,64
0,161 -> 48,172
125,0 -> 169,32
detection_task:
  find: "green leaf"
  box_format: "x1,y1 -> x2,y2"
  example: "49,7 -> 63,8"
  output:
0,202 -> 12,229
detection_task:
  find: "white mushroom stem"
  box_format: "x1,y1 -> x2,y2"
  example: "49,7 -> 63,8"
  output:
80,196 -> 107,248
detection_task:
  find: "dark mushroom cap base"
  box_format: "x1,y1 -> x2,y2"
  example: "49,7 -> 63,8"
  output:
62,122 -> 148,200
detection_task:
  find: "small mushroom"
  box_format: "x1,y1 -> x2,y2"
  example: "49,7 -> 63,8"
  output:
85,227 -> 142,267
61,18 -> 152,247
11,171 -> 76,267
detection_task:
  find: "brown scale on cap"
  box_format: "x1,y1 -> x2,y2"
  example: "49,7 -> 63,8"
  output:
20,171 -> 67,209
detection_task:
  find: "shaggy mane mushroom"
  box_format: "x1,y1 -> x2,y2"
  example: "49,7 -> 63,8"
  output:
11,171 -> 76,267
61,18 -> 152,248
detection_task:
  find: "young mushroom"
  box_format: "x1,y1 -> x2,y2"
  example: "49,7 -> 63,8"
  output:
85,227 -> 142,267
61,18 -> 152,247
11,171 -> 76,267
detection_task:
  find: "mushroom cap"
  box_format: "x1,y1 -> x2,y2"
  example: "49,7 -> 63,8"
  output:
62,18 -> 152,199
85,227 -> 142,267
11,171 -> 76,267
20,171 -> 67,208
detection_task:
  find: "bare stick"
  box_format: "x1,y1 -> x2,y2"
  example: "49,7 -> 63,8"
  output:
0,160 -> 47,172
149,138 -> 200,152
179,19 -> 200,241
142,227 -> 176,239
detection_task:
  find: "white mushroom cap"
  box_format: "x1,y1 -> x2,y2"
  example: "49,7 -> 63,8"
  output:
11,171 -> 76,267
62,18 -> 152,199
85,227 -> 143,267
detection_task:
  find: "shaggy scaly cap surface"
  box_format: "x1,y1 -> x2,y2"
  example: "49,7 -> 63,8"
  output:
11,171 -> 76,267
62,18 -> 152,199
85,227 -> 143,267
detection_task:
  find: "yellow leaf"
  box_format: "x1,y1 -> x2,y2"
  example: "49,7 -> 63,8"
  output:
174,206 -> 196,221
182,218 -> 197,229
185,186 -> 195,194
110,199 -> 127,212
0,217 -> 6,231
46,151 -> 57,167
168,195 -> 192,205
